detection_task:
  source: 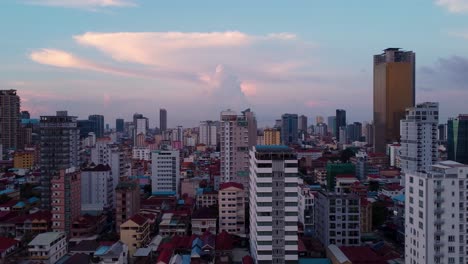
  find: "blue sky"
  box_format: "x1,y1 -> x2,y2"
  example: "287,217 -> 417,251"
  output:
2,0 -> 468,127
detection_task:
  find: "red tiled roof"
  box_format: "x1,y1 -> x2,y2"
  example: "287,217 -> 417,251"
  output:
7,211 -> 51,224
0,200 -> 18,208
192,207 -> 217,219
242,255 -> 254,264
368,152 -> 387,157
383,184 -> 403,191
0,237 -> 19,253
340,246 -> 387,264
127,214 -> 147,226
216,230 -> 234,251
219,182 -> 244,190
157,248 -> 173,263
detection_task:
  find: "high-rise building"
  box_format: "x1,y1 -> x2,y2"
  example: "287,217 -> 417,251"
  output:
0,90 -> 20,150
405,161 -> 468,264
88,114 -> 105,138
220,109 -> 257,191
218,182 -> 245,236
373,48 -> 415,152
91,142 -> 128,191
281,113 -> 298,145
51,167 -> 81,236
40,111 -> 80,210
315,123 -> 328,137
135,118 -> 147,136
448,115 -> 468,164
363,122 -> 374,145
438,123 -> 447,142
20,110 -> 30,119
199,120 -> 219,147
116,118 -> 124,133
77,119 -> 96,139
316,116 -> 324,124
346,122 -> 362,142
115,180 -> 140,230
249,145 -> 299,264
400,102 -> 439,173
81,164 -> 114,212
263,128 -> 281,145
315,191 -> 360,247
327,116 -> 336,136
339,126 -> 347,145
160,109 -> 167,132
335,109 -> 346,140
298,115 -> 308,132
151,150 -> 180,196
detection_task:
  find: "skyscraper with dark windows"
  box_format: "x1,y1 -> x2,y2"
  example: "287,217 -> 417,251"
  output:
160,108 -> 167,132
448,115 -> 468,165
0,90 -> 20,151
40,111 -> 80,210
88,114 -> 104,138
116,118 -> 124,133
281,113 -> 298,145
335,109 -> 346,141
373,48 -> 415,152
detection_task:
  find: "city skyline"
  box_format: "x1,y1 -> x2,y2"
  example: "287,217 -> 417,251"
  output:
2,1 -> 468,127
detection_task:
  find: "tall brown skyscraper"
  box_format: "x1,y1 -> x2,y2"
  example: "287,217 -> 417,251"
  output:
0,90 -> 20,151
373,48 -> 415,153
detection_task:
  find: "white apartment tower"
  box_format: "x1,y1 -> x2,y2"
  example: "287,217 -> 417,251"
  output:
400,102 -> 439,174
81,164 -> 114,212
151,150 -> 180,196
405,161 -> 468,264
220,109 -> 257,191
91,142 -> 128,190
218,182 -> 245,236
249,145 -> 299,264
199,120 -> 219,147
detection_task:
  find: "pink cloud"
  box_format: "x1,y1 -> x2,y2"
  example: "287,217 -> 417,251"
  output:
26,0 -> 137,8
240,81 -> 258,97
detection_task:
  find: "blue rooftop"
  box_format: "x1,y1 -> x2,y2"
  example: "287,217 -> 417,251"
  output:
152,191 -> 176,196
0,189 -> 14,195
393,194 -> 405,203
94,246 -> 110,256
255,145 -> 292,153
14,201 -> 25,208
21,119 -> 39,124
182,255 -> 190,264
28,197 -> 39,204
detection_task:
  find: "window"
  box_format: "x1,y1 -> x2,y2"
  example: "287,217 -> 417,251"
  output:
449,235 -> 455,242
448,246 -> 455,253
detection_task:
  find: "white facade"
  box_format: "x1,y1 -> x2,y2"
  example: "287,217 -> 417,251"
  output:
81,165 -> 114,212
220,110 -> 253,192
400,102 -> 439,174
91,142 -> 128,190
135,118 -> 147,136
94,241 -> 128,264
298,185 -> 316,235
249,146 -> 299,264
199,120 -> 218,147
132,147 -> 151,161
151,150 -> 180,196
28,232 -> 67,264
405,161 -> 468,264
218,183 -> 245,235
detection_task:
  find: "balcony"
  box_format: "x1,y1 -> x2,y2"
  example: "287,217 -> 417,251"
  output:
434,240 -> 444,247
434,230 -> 444,236
434,219 -> 444,225
434,185 -> 444,192
434,251 -> 444,258
434,197 -> 444,204
434,208 -> 444,215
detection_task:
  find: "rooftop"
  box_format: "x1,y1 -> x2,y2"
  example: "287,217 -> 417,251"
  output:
29,232 -> 65,246
255,145 -> 292,153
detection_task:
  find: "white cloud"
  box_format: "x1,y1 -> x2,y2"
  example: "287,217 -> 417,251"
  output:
26,0 -> 137,8
436,0 -> 468,13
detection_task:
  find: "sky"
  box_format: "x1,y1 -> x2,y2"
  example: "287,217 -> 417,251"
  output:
2,0 -> 468,128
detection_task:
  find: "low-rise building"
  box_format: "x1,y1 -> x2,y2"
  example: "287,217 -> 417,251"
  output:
28,232 -> 67,264
218,182 -> 245,235
196,190 -> 218,208
93,241 -> 128,264
298,185 -> 316,235
115,180 -> 140,230
120,214 -> 151,256
0,237 -> 19,261
159,212 -> 189,237
191,207 -> 218,235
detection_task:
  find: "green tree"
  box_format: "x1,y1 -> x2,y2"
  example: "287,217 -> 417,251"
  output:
372,201 -> 388,228
340,148 -> 356,163
368,181 -> 380,192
